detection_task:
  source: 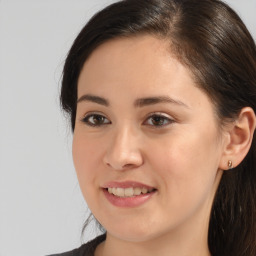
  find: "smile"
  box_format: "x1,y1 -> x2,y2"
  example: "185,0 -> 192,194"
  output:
102,181 -> 157,207
107,187 -> 155,197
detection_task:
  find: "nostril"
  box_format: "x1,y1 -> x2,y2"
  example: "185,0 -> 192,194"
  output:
122,163 -> 135,169
103,146 -> 144,170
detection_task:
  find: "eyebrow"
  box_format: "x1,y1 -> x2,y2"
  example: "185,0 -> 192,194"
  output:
77,94 -> 109,106
134,96 -> 190,109
77,94 -> 189,109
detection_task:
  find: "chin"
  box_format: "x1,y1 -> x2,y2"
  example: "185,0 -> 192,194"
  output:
104,221 -> 169,243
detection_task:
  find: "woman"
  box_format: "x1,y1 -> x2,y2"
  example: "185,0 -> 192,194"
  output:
52,0 -> 256,255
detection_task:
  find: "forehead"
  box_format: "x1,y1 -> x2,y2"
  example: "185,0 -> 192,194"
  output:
85,34 -> 171,64
78,35 -> 194,94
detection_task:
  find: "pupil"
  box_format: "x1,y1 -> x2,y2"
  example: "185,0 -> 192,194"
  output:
94,115 -> 104,124
153,116 -> 164,125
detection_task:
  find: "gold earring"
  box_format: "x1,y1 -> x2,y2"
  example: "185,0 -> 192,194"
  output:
228,160 -> 233,170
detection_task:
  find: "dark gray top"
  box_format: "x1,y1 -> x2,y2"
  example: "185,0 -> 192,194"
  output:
48,234 -> 106,256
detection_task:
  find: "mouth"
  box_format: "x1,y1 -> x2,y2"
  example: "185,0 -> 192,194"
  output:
102,181 -> 157,207
105,187 -> 156,198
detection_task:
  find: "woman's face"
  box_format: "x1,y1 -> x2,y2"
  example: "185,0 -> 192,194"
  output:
73,35 -> 226,242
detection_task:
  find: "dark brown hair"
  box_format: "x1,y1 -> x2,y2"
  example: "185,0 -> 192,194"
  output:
60,0 -> 256,255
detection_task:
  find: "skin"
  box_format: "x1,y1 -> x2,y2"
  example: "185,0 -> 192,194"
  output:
72,35 -> 255,256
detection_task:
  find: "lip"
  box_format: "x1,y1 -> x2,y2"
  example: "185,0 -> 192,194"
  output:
102,181 -> 155,190
102,181 -> 157,208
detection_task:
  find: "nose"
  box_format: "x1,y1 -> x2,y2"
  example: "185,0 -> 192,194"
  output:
103,125 -> 144,171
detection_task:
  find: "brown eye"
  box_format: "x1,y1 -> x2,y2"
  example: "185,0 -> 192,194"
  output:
144,114 -> 174,127
82,114 -> 111,126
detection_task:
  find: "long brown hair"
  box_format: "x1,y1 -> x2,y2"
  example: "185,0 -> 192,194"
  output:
60,0 -> 256,255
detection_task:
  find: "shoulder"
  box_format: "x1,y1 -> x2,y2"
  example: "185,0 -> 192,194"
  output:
47,234 -> 106,256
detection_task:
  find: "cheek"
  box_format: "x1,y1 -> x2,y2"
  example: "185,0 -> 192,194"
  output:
72,134 -> 103,195
148,127 -> 221,196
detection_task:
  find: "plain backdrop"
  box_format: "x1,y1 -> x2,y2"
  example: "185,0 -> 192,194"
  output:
0,1 -> 255,255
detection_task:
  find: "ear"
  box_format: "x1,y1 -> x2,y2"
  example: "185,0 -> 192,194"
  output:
219,107 -> 256,170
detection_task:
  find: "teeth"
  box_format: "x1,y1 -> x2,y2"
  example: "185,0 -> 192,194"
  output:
107,187 -> 153,197
116,188 -> 125,197
134,187 -> 142,196
124,187 -> 133,197
142,188 -> 148,194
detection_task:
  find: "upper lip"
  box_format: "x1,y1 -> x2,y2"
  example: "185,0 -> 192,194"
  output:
102,181 -> 156,190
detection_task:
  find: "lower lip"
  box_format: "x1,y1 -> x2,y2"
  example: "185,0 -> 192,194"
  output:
103,189 -> 156,208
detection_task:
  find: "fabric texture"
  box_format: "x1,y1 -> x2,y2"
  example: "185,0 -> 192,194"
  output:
48,234 -> 106,256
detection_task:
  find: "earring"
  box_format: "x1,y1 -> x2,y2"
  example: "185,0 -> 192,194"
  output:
228,160 -> 233,170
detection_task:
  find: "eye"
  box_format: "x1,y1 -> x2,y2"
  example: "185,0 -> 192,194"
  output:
81,113 -> 111,127
144,113 -> 174,127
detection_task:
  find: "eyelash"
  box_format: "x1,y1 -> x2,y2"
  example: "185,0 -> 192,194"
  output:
143,113 -> 175,127
81,112 -> 175,128
81,113 -> 111,127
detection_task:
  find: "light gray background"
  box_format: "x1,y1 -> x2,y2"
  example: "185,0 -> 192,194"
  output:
0,1 -> 255,255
